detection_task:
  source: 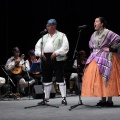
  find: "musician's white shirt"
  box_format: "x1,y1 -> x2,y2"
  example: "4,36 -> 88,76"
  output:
5,56 -> 29,72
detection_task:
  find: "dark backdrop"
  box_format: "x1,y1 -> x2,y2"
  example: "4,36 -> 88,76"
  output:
0,0 -> 120,77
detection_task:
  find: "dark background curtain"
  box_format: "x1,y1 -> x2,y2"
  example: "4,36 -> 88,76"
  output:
0,0 -> 120,78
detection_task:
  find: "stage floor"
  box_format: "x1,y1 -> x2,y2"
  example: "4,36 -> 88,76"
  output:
0,95 -> 120,120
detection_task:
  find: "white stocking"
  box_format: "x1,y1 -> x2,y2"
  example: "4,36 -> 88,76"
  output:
44,84 -> 52,99
59,83 -> 66,98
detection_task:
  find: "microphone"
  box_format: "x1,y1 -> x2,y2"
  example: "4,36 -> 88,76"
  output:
78,25 -> 87,29
40,29 -> 47,34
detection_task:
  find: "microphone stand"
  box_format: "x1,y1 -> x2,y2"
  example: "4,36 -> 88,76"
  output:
24,32 -> 59,109
69,28 -> 100,110
69,29 -> 83,111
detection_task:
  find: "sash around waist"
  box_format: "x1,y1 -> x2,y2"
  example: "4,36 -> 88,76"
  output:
44,53 -> 67,61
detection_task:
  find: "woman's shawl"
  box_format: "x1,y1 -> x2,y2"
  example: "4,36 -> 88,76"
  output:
86,28 -> 120,85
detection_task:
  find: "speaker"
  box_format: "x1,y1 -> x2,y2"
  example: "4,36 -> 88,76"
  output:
32,85 -> 56,99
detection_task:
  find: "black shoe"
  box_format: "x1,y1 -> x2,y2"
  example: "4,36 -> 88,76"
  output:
106,101 -> 114,107
38,99 -> 49,105
96,100 -> 106,107
61,97 -> 67,105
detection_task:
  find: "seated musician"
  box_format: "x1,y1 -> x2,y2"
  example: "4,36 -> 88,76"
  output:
4,47 -> 35,95
25,49 -> 42,85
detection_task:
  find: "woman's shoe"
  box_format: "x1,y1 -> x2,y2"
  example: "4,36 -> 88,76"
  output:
96,100 -> 106,107
106,101 -> 114,107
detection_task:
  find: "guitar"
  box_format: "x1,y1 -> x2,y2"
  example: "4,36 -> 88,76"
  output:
11,66 -> 22,74
10,54 -> 25,74
33,71 -> 40,75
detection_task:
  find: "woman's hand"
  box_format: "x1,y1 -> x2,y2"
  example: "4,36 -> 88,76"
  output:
103,47 -> 109,52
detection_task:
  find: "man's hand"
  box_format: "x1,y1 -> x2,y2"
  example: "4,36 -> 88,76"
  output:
51,52 -> 56,60
15,58 -> 20,66
42,52 -> 46,60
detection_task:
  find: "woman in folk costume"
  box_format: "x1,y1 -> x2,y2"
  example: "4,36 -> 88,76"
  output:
81,17 -> 120,107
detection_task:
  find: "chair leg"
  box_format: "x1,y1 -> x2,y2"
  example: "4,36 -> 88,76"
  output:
16,84 -> 21,98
